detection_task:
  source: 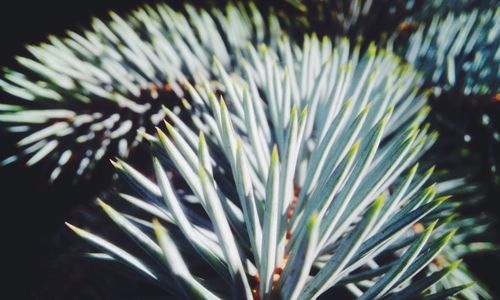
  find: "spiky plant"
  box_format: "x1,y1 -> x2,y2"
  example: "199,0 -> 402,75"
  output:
65,35 -> 474,299
0,2 -> 281,181
390,3 -> 500,217
430,178 -> 497,299
417,0 -> 497,18
406,1 -> 500,192
393,7 -> 499,96
0,1 -> 496,299
389,5 -> 500,275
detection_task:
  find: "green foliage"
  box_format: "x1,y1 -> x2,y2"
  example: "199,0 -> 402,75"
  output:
0,1 -> 497,299
395,7 -> 499,96
66,35 -> 471,298
0,2 -> 281,181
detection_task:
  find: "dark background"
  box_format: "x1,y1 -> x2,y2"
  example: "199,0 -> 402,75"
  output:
1,1 -> 499,299
0,2 -> 174,299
